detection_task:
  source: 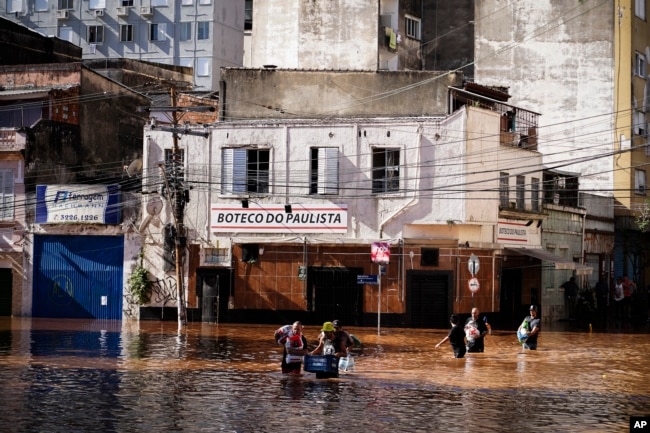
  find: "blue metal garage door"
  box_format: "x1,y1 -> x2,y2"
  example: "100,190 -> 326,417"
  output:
33,235 -> 124,319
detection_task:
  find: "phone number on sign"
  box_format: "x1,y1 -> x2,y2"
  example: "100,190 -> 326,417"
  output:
53,214 -> 100,221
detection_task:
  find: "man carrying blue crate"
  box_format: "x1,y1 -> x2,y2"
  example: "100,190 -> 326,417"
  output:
307,322 -> 347,378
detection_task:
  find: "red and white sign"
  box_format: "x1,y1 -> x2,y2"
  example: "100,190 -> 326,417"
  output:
371,242 -> 391,264
468,278 -> 480,293
210,203 -> 348,234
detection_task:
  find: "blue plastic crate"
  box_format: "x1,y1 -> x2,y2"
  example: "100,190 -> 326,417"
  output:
303,355 -> 339,373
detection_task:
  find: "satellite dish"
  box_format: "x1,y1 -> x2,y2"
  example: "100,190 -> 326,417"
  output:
125,159 -> 143,177
146,197 -> 163,215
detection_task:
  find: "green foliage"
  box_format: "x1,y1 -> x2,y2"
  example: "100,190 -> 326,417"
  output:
128,253 -> 152,305
636,201 -> 650,233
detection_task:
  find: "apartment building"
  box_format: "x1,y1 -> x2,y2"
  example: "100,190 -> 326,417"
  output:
3,0 -> 245,91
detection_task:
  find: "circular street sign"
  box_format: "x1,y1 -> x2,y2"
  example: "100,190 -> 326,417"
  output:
468,277 -> 480,293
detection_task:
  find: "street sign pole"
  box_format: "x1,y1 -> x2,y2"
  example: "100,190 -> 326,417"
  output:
377,264 -> 381,336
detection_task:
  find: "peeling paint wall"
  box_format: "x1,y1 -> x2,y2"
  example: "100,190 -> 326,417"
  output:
475,0 -> 615,197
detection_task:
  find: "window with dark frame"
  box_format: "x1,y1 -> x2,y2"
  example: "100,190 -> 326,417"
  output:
120,24 -> 133,42
531,177 -> 540,212
88,25 -> 104,44
58,0 -> 73,10
516,175 -> 525,210
499,172 -> 509,208
221,148 -> 270,194
372,148 -> 400,193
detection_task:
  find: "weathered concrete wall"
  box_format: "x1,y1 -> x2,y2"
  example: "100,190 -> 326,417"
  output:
422,0 -> 474,78
475,0 -> 615,197
220,69 -> 463,119
250,0 -> 378,70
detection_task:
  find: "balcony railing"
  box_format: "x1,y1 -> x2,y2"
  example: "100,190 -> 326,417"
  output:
449,87 -> 540,150
0,129 -> 27,151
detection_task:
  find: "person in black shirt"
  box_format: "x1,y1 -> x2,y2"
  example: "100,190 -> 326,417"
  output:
436,314 -> 466,358
464,307 -> 489,353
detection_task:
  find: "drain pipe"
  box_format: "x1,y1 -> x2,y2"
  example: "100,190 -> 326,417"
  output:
379,125 -> 422,237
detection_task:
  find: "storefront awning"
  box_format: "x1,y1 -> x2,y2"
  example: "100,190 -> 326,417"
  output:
504,248 -> 593,275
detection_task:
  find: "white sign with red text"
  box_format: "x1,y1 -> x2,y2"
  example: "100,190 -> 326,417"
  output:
210,203 -> 348,234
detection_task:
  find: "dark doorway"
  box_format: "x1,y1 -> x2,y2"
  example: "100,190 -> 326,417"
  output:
307,267 -> 363,326
196,269 -> 232,323
406,270 -> 452,328
0,268 -> 11,316
499,267 -> 523,329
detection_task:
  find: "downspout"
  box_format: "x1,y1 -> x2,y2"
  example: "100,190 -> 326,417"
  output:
379,125 -> 423,237
206,129 -> 213,245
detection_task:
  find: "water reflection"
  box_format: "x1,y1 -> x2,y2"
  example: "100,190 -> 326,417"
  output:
0,317 -> 648,432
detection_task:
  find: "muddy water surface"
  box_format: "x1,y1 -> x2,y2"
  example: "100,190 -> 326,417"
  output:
0,318 -> 648,433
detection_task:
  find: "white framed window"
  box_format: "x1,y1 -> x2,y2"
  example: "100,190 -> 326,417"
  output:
372,148 -> 400,193
196,57 -> 210,76
0,169 -> 14,221
7,0 -> 23,13
405,15 -> 421,40
635,169 -> 647,195
182,0 -> 193,5
149,23 -> 167,41
35,0 -> 48,12
635,52 -> 646,77
199,0 -> 211,5
499,172 -> 509,208
310,147 -> 339,195
88,0 -> 105,9
635,0 -> 646,19
58,0 -> 73,10
221,148 -> 270,194
87,25 -> 104,44
180,22 -> 192,41
120,24 -> 133,42
59,26 -> 73,42
634,110 -> 647,137
197,21 -> 209,40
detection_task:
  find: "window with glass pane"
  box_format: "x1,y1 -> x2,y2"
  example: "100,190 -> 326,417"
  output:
499,172 -> 509,207
405,15 -> 420,40
372,148 -> 400,193
310,147 -> 339,195
150,23 -> 167,41
197,21 -> 209,40
180,22 -> 192,41
35,0 -> 48,11
635,169 -> 647,195
88,26 -> 104,43
245,0 -> 253,30
635,0 -> 645,19
531,177 -> 539,212
221,148 -> 269,194
121,0 -> 133,5
0,169 -> 14,220
120,25 -> 133,42
516,175 -> 525,209
58,0 -> 73,9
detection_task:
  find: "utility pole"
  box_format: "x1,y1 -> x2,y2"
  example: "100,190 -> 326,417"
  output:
139,84 -> 213,330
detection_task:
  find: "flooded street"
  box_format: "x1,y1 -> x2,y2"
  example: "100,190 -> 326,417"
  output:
0,318 -> 648,433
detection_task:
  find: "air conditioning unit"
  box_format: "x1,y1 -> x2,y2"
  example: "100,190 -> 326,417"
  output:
94,9 -> 105,17
56,10 -> 69,19
140,6 -> 153,17
116,7 -> 128,17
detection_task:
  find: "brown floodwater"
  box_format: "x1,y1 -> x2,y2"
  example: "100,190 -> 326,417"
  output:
0,317 -> 648,433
